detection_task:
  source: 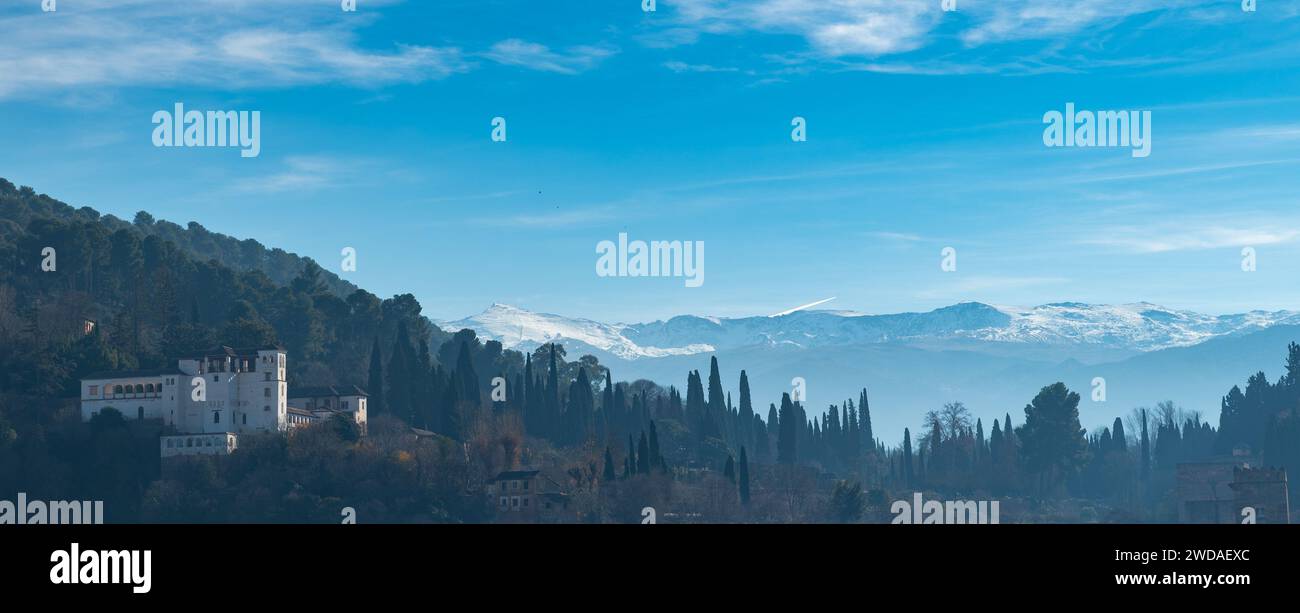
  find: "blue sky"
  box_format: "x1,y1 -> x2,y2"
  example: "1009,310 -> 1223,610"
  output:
3,0 -> 1300,323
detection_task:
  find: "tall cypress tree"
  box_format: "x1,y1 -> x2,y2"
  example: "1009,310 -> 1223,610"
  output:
637,432 -> 651,474
860,389 -> 874,450
706,356 -> 725,437
648,420 -> 662,468
603,447 -> 616,482
739,370 -> 754,446
723,454 -> 736,483
902,428 -> 915,488
627,434 -> 637,475
386,321 -> 414,423
738,446 -> 751,505
367,336 -> 385,416
1140,408 -> 1150,483
545,344 -> 560,441
1112,417 -> 1127,453
777,393 -> 798,464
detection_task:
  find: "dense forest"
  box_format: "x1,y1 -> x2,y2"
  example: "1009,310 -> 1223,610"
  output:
1,177 -> 1297,523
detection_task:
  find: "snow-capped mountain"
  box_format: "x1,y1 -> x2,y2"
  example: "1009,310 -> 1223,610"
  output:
442,302 -> 1300,436
439,303 -> 714,360
442,302 -> 1300,359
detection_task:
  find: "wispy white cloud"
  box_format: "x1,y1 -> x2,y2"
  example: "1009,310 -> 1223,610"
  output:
665,0 -> 938,57
483,39 -> 617,75
233,156 -> 354,193
656,0 -> 1252,74
1079,222 -> 1300,253
663,61 -> 741,73
0,0 -> 467,99
468,206 -> 619,229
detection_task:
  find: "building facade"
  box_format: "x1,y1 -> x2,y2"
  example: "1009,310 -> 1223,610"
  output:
287,385 -> 368,432
81,345 -> 289,457
488,469 -> 571,523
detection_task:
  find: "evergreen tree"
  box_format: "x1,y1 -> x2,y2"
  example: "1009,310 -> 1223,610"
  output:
706,356 -> 725,437
637,431 -> 651,474
902,428 -> 914,488
1112,417 -> 1127,453
627,434 -> 637,476
739,370 -> 754,447
860,389 -> 874,450
545,344 -> 560,441
723,454 -> 736,483
777,393 -> 798,464
603,447 -> 616,482
1019,382 -> 1088,492
738,446 -> 751,505
648,420 -> 662,468
386,321 -> 414,423
1140,408 -> 1151,483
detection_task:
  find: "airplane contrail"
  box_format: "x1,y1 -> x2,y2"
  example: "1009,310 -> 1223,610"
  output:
770,297 -> 836,317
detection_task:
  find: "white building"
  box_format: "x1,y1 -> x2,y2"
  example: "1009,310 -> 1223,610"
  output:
80,345 -> 289,457
287,385 -> 368,433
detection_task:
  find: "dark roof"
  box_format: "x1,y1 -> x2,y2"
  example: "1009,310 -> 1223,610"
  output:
490,470 -> 541,482
288,385 -> 368,399
182,345 -> 285,359
83,368 -> 184,380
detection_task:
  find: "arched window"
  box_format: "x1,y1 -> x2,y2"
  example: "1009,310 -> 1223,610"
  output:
135,384 -> 144,394
113,385 -> 123,395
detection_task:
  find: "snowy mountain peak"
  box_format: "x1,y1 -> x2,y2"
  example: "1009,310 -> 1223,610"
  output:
441,302 -> 1300,361
439,305 -> 714,360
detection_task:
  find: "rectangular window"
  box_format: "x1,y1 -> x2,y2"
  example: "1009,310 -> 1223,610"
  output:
212,411 -> 220,424
264,388 -> 271,397
88,385 -> 99,396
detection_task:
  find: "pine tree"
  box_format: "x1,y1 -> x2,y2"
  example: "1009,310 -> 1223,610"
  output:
1019,382 -> 1088,492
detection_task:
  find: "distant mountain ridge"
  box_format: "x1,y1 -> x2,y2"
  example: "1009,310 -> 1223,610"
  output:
444,301 -> 1300,360
443,302 -> 1300,435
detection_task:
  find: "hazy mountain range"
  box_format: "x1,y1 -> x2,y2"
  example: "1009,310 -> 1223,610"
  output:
442,302 -> 1300,438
